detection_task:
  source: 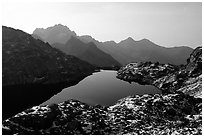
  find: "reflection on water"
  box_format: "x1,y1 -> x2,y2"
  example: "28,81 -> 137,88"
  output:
42,70 -> 161,106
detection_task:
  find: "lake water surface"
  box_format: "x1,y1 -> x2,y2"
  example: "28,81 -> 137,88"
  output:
42,70 -> 161,106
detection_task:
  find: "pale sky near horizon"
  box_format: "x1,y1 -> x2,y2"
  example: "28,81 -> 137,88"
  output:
2,2 -> 202,48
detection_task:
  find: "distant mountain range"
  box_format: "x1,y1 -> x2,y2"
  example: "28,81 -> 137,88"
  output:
33,24 -> 121,68
33,24 -> 193,66
79,35 -> 193,66
52,36 -> 121,68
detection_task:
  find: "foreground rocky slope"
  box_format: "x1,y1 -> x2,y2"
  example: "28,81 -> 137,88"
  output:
2,47 -> 202,135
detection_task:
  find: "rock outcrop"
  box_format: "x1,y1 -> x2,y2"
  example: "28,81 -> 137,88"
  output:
2,47 -> 202,135
3,100 -> 111,135
117,47 -> 202,98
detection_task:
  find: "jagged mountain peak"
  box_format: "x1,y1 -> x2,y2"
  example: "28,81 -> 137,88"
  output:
139,38 -> 152,42
79,35 -> 100,44
53,23 -> 68,28
32,24 -> 77,45
50,24 -> 75,33
34,24 -> 72,32
119,37 -> 153,45
80,35 -> 94,40
118,37 -> 135,45
118,37 -> 154,47
135,38 -> 156,45
126,37 -> 135,41
123,37 -> 135,42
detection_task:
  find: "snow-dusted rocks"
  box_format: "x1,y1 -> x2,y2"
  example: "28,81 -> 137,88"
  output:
3,93 -> 202,135
108,93 -> 201,135
3,100 -> 111,135
114,46 -> 202,134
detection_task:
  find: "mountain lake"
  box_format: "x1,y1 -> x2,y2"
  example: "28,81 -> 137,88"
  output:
42,70 -> 161,106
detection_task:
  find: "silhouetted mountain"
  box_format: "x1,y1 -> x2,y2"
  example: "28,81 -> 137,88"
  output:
33,24 -> 77,45
81,35 -> 193,65
79,42 -> 121,67
117,37 -> 193,65
2,26 -> 95,119
33,25 -> 121,68
53,36 -> 121,68
80,35 -> 134,65
33,24 -> 193,66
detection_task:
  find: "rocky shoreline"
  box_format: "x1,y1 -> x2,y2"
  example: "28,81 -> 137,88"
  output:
2,47 -> 202,135
117,47 -> 202,98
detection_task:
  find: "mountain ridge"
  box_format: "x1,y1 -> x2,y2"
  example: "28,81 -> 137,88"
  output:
33,24 -> 193,66
33,24 -> 121,68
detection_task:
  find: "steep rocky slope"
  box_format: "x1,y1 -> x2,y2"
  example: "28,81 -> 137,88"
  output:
2,26 -> 95,119
2,47 -> 202,135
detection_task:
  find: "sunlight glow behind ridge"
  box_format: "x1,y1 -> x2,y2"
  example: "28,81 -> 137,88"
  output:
2,1 -> 202,48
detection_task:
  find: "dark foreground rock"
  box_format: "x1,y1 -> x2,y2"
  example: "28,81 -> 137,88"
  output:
2,47 -> 202,135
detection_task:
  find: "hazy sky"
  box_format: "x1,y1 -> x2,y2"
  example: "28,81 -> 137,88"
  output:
2,2 -> 202,48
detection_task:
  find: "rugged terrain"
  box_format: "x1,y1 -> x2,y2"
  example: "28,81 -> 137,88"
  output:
2,26 -> 96,119
2,46 -> 202,135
